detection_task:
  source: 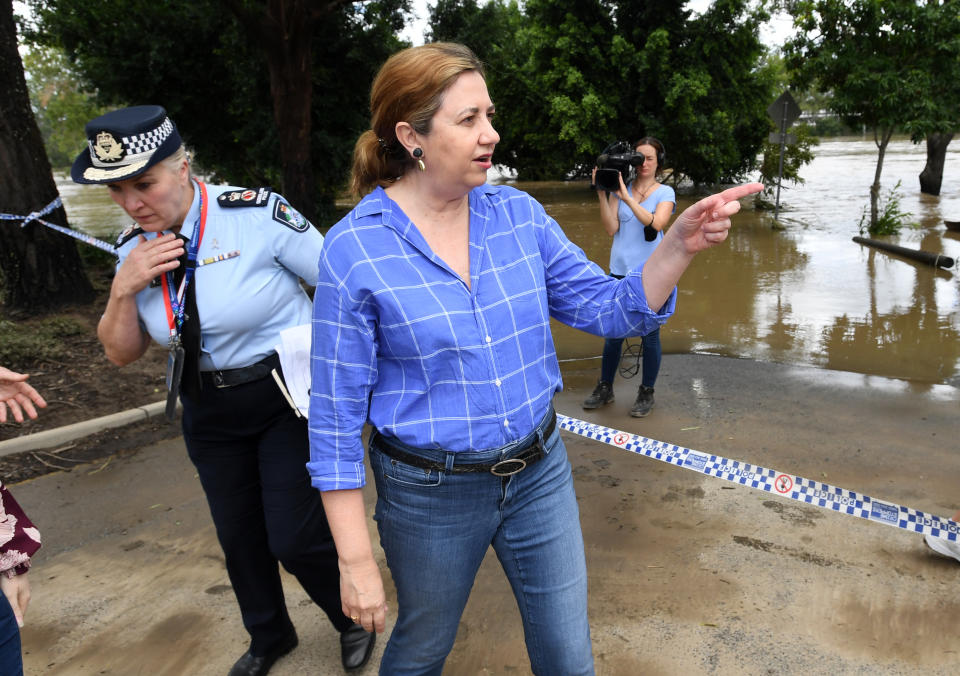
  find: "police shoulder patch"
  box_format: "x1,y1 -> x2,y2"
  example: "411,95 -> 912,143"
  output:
271,198 -> 310,232
115,224 -> 145,249
217,187 -> 272,208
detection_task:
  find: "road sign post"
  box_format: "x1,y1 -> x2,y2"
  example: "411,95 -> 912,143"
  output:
766,91 -> 802,221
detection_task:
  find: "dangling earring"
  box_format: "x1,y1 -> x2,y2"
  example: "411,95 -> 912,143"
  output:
413,148 -> 425,172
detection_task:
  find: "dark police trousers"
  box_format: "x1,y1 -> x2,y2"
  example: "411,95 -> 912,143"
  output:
181,372 -> 351,656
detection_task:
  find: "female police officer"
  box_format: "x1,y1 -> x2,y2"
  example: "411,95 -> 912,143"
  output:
72,105 -> 374,675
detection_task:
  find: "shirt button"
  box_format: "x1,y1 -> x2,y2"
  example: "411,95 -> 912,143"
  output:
495,379 -> 502,387
485,336 -> 492,343
503,419 -> 510,427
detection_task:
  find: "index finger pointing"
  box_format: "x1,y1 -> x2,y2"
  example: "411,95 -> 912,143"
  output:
718,182 -> 764,203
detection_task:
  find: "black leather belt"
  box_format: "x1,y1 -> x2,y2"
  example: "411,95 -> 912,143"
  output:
201,352 -> 281,389
373,410 -> 557,476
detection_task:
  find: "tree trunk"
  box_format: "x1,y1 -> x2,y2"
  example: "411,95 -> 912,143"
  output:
869,126 -> 894,230
0,0 -> 93,314
919,132 -> 953,196
263,0 -> 315,221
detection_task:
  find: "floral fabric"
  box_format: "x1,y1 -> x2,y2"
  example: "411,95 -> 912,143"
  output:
0,482 -> 40,578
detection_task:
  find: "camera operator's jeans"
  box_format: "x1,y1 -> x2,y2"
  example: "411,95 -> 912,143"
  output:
370,420 -> 594,676
600,327 -> 661,388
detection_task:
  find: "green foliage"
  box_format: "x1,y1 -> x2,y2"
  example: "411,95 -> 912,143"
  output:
429,0 -> 775,184
858,181 -> 911,237
0,316 -> 86,365
21,46 -> 108,168
23,0 -> 408,224
755,121 -> 819,208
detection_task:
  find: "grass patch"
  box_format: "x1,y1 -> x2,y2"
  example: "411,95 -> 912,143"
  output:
0,315 -> 88,366
859,181 -> 914,236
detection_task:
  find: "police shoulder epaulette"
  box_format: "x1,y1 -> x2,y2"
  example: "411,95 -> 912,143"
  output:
115,224 -> 145,249
217,187 -> 273,208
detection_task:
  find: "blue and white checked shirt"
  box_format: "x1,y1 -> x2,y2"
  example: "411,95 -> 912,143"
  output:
307,184 -> 676,490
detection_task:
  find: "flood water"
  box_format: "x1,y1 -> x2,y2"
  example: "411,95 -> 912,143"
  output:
57,136 -> 960,388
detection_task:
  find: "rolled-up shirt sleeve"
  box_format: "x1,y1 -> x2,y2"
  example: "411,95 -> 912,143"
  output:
307,235 -> 379,491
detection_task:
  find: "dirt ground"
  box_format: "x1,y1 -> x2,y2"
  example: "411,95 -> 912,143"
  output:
0,292 -> 179,482
7,352 -> 960,675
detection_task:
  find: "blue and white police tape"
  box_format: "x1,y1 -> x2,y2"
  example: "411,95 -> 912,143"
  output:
557,413 -> 959,543
2,197 -> 115,253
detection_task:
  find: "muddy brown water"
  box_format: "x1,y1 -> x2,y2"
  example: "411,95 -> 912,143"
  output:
58,136 -> 960,388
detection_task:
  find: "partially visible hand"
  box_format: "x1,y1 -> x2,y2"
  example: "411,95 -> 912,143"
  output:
0,367 -> 47,423
615,172 -> 630,202
339,556 -> 388,634
668,183 -> 764,255
0,572 -> 32,628
112,233 -> 184,298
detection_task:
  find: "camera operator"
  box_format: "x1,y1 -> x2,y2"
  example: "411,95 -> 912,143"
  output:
584,137 -> 675,417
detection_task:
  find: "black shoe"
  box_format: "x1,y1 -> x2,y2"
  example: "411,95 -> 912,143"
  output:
582,380 -> 614,409
228,631 -> 298,676
630,385 -> 655,418
340,623 -> 376,672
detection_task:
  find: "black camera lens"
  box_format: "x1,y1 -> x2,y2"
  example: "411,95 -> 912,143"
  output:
595,168 -> 622,192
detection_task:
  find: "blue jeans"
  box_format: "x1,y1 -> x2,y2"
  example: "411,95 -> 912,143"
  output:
0,592 -> 22,676
599,327 -> 661,388
370,418 -> 594,675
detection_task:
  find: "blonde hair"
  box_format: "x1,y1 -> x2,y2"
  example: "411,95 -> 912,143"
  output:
351,43 -> 485,197
160,145 -> 193,180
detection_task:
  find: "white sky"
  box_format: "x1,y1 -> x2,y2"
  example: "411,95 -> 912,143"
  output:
400,0 -> 795,48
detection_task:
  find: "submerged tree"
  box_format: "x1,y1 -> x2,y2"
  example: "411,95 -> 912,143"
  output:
919,132 -> 954,196
784,0 -> 960,230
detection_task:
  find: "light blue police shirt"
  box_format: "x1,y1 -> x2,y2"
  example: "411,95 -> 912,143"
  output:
115,181 -> 323,371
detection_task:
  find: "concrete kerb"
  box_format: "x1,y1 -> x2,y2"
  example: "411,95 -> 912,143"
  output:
0,400 -> 176,457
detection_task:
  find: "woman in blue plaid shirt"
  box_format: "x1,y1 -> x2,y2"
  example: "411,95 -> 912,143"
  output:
308,43 -> 761,675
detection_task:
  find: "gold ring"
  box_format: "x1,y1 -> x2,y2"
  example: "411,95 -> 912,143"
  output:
351,615 -> 359,621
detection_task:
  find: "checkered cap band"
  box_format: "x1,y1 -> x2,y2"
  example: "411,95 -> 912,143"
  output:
88,117 -> 175,169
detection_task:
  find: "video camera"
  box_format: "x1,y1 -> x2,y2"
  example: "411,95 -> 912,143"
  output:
595,141 -> 645,192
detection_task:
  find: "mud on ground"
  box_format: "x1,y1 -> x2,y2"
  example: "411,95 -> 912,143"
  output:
1,290 -> 180,482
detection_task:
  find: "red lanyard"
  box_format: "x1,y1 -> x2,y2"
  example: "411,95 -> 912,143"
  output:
160,181 -> 208,345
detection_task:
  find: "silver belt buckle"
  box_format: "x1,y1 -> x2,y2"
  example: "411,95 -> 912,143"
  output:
490,457 -> 527,477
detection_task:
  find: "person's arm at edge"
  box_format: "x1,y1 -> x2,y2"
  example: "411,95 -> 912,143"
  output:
0,367 -> 47,423
0,483 -> 40,628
